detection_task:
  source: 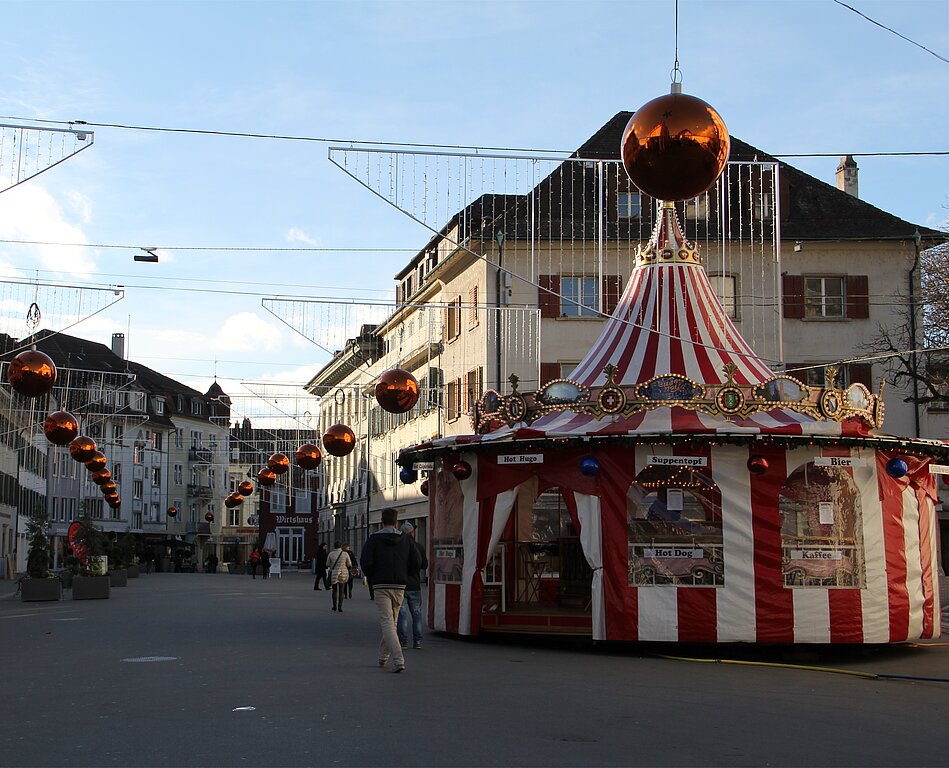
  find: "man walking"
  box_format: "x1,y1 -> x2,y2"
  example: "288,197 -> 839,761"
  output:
360,508 -> 421,673
397,522 -> 428,650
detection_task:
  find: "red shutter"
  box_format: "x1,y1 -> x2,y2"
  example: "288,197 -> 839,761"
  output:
538,275 -> 560,318
846,275 -> 869,319
539,363 -> 561,387
782,274 -> 804,319
848,363 -> 873,388
602,274 -> 622,315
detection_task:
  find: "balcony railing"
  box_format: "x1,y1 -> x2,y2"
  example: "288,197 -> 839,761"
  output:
187,484 -> 214,499
189,448 -> 214,463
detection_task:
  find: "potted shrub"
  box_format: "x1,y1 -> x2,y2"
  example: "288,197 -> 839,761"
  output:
70,516 -> 110,600
123,534 -> 140,578
107,534 -> 128,587
20,510 -> 62,602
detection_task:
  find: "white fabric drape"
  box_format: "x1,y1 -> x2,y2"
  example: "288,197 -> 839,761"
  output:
458,454 -> 480,635
575,492 -> 604,639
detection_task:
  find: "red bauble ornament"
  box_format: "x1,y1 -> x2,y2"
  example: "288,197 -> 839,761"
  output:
107,497 -> 121,508
451,461 -> 472,480
167,506 -> 178,518
91,469 -> 112,486
84,451 -> 107,472
237,480 -> 254,496
224,493 -> 243,509
7,349 -> 57,397
322,423 -> 356,457
420,479 -> 429,496
747,455 -> 769,475
295,443 -> 323,471
99,480 -> 117,495
69,436 -> 97,463
267,452 -> 290,475
375,368 -> 420,414
205,512 -> 214,523
257,468 -> 277,487
621,90 -> 730,201
104,493 -> 119,504
43,410 -> 79,446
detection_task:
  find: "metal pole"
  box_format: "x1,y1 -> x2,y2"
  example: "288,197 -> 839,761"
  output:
495,229 -> 505,390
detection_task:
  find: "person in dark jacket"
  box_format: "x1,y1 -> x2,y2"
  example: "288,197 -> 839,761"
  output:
360,508 -> 421,673
397,522 -> 428,649
313,542 -> 329,590
261,549 -> 271,580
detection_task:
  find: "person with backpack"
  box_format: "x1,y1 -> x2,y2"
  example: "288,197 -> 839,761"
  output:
360,509 -> 422,673
327,541 -> 352,612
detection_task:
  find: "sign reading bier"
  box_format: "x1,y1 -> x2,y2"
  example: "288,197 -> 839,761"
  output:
647,455 -> 707,467
814,457 -> 866,468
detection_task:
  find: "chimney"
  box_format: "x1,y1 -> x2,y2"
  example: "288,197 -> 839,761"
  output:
836,155 -> 859,198
111,332 -> 125,359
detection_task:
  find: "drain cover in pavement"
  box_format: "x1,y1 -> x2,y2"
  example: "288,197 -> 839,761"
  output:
122,656 -> 178,663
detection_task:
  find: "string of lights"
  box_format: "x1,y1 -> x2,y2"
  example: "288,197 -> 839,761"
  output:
0,115 -> 943,159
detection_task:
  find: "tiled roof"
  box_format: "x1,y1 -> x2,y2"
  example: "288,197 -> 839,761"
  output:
575,111 -> 941,242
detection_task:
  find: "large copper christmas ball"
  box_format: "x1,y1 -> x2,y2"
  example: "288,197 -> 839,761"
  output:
224,493 -> 243,509
375,368 -> 420,414
91,469 -> 112,486
167,506 -> 178,518
237,480 -> 254,496
621,91 -> 730,201
420,479 -> 429,496
7,349 -> 57,398
85,451 -> 107,472
267,452 -> 290,475
104,493 -> 119,505
295,443 -> 323,471
43,410 -> 79,446
322,423 -> 356,457
69,436 -> 97,463
99,480 -> 117,495
107,497 -> 121,508
205,511 -> 214,523
257,467 -> 277,487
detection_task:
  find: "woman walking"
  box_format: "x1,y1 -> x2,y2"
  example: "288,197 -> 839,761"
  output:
327,541 -> 352,612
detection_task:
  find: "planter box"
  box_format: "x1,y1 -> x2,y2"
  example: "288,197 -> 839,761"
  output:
110,569 -> 128,587
72,575 -> 111,600
127,564 -> 140,579
21,578 -> 62,602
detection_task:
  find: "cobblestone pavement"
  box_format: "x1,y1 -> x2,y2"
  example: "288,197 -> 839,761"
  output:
1,572 -> 947,768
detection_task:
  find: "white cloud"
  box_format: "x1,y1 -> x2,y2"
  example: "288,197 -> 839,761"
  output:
0,183 -> 96,274
286,227 -> 318,246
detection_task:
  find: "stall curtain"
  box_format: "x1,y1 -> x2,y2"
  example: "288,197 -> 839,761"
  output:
575,492 -> 605,639
459,455 -> 524,635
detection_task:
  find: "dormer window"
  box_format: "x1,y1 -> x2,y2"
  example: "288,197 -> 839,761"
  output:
153,398 -> 165,414
191,399 -> 202,416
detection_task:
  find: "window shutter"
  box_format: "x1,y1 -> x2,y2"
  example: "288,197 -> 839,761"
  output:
846,275 -> 869,319
538,275 -> 560,318
539,363 -> 561,387
602,274 -> 622,315
848,363 -> 873,388
782,274 -> 804,319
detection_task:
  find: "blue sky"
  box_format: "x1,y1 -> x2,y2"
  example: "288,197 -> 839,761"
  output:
0,0 -> 946,422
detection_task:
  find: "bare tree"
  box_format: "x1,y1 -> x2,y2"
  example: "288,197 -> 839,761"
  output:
866,238 -> 949,406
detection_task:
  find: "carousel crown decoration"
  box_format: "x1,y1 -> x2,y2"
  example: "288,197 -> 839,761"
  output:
635,201 -> 701,267
474,362 -> 885,433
